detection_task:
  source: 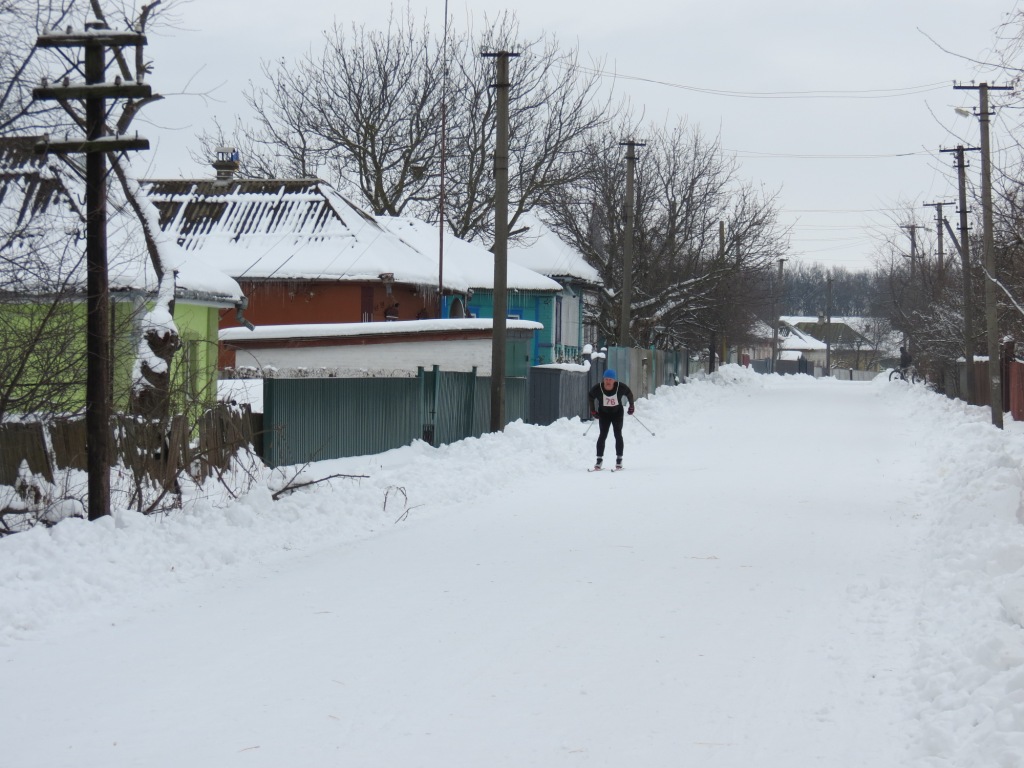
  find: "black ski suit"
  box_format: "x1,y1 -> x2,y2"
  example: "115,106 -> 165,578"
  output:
588,380 -> 635,462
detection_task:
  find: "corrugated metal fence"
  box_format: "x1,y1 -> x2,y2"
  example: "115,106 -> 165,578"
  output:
261,351 -> 691,466
602,347 -> 691,398
263,369 -> 533,466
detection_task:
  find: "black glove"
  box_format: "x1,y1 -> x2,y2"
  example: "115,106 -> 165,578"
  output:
590,409 -> 598,418
627,406 -> 635,415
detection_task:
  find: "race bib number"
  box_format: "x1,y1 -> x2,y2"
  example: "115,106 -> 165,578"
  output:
603,391 -> 618,408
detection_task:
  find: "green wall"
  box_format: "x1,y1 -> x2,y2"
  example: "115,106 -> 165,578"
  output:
468,290 -> 556,365
1,296 -> 222,419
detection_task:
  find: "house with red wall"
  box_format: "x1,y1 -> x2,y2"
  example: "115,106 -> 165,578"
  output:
142,162 -> 472,330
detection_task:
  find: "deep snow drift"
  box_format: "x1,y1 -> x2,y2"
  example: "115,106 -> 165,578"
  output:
2,366 -> 1024,767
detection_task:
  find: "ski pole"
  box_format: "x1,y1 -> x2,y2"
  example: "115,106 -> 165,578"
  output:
583,419 -> 595,436
631,412 -> 655,436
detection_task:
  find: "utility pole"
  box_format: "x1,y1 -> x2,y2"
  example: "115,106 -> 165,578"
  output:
716,220 -> 726,370
900,223 -> 923,284
941,144 -> 979,405
825,273 -> 832,375
619,140 -> 644,348
484,51 -> 518,432
955,81 -> 1012,428
436,0 -> 450,315
33,22 -> 151,520
771,258 -> 786,373
924,200 -> 954,292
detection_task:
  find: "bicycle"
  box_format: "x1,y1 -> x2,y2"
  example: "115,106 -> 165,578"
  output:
889,365 -> 920,384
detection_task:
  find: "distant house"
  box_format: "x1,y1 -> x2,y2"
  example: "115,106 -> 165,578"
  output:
740,319 -> 776,366
0,137 -> 243,415
507,214 -> 603,363
784,316 -> 887,371
141,160 -> 472,331
377,216 -> 563,366
778,319 -> 827,368
144,157 -> 556,376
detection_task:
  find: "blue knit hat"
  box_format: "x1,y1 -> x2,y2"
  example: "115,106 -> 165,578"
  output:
603,369 -> 617,380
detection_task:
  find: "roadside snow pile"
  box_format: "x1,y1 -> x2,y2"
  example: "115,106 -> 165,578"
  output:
884,383 -> 1024,766
0,392 -> 655,645
707,363 -> 766,386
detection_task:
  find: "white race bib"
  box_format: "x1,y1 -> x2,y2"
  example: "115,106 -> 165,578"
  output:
602,391 -> 618,408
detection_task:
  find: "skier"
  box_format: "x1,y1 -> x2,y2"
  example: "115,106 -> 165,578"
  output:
588,369 -> 635,471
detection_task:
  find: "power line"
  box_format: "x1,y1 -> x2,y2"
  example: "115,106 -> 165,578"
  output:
575,65 -> 949,100
786,206 -> 914,213
726,148 -> 929,159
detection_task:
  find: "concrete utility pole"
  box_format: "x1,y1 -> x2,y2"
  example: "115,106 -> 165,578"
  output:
900,223 -> 923,284
619,140 -> 644,348
716,220 -> 727,370
825,273 -> 833,375
436,0 -> 452,315
941,145 -> 978,405
484,51 -> 518,433
771,258 -> 786,373
955,82 -> 1012,428
924,201 -> 954,291
33,22 -> 151,520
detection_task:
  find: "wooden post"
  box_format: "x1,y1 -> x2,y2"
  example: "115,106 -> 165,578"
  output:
33,24 -> 152,517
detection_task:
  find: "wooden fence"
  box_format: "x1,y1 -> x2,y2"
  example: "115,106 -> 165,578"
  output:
0,404 -> 259,491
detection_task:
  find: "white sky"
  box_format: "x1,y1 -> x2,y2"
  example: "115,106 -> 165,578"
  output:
138,0 -> 1016,272
3,370 -> 1024,765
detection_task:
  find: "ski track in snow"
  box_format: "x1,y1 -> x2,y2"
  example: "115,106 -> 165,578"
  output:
2,366 -> 1024,767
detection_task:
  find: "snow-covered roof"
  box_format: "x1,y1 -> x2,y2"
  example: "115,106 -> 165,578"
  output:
507,213 -> 602,284
143,179 -> 469,292
377,216 -> 562,292
750,319 -> 775,341
1,139 -> 242,304
784,315 -> 898,353
778,319 -> 827,351
220,317 -> 544,343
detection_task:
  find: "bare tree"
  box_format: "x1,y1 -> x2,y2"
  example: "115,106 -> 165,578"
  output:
197,7 -> 614,244
0,0 -> 76,136
542,116 -> 787,351
442,13 -> 612,243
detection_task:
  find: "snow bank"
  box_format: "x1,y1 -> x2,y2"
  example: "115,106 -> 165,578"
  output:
4,368 -> 1024,768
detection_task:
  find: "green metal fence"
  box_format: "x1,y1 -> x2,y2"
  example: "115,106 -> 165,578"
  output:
263,371 -> 531,466
264,377 -> 423,466
261,353 -> 685,466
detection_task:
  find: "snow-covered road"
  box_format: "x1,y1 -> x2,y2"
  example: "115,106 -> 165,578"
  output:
3,368 -> 1024,767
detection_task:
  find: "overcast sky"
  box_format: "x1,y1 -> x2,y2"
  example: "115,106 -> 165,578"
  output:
138,0 -> 1015,272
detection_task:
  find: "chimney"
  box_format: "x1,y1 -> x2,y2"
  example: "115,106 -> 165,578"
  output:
212,146 -> 240,181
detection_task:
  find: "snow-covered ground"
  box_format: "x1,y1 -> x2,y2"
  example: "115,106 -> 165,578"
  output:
3,366 -> 1024,767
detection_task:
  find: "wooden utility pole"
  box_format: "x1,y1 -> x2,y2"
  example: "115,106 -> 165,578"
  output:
484,51 -> 517,432
941,144 -> 978,405
955,82 -> 1012,428
619,140 -> 643,348
33,22 -> 151,520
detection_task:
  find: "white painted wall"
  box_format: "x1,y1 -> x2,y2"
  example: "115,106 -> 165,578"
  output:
230,338 -> 497,377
